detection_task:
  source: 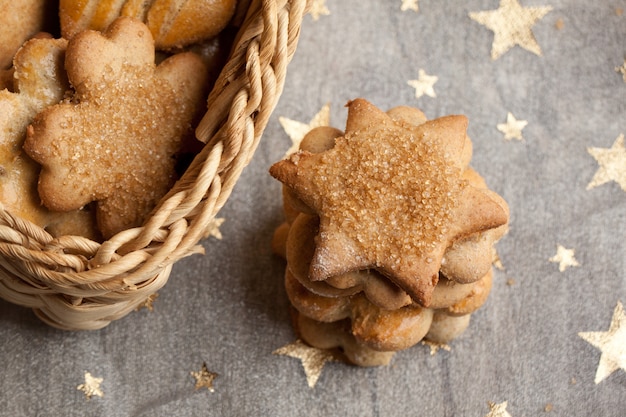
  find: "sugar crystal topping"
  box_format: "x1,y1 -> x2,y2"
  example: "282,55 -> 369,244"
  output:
307,120 -> 466,267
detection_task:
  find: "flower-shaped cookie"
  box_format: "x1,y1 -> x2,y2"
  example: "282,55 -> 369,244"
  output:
270,99 -> 509,306
0,37 -> 99,237
24,17 -> 208,238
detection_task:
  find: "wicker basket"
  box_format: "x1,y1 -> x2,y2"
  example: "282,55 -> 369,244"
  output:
0,0 -> 309,330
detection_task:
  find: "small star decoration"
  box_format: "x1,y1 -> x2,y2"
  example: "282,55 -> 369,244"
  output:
307,0 -> 330,21
586,133 -> 626,192
422,340 -> 451,355
579,301 -> 626,384
273,339 -> 336,388
279,103 -> 331,157
408,69 -> 438,99
401,0 -> 419,13
136,293 -> 159,311
549,245 -> 580,272
485,401 -> 513,417
469,0 -> 553,60
497,112 -> 528,141
191,362 -> 218,392
615,59 -> 626,82
205,217 -> 226,240
77,372 -> 104,400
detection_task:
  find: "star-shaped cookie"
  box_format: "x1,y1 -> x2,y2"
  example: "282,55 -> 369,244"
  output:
270,99 -> 508,306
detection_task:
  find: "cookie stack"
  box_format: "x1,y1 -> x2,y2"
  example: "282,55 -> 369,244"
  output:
271,99 -> 509,366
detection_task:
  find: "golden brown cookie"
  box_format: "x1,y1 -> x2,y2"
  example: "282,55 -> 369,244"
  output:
270,99 -> 509,306
0,1 -> 48,69
0,37 -> 99,239
285,212 -> 412,310
286,269 -> 436,352
59,0 -> 237,50
294,312 -> 395,367
24,17 -> 209,238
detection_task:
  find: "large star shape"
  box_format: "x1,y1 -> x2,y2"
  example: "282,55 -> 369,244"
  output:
469,0 -> 553,60
586,134 -> 626,192
579,301 -> 626,384
269,99 -> 508,305
273,339 -> 336,388
279,103 -> 331,157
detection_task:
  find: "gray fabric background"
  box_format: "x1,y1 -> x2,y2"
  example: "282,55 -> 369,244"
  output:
1,1 -> 625,416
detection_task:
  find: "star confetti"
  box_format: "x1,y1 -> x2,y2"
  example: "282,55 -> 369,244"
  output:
191,362 -> 218,392
469,0 -> 553,60
408,69 -> 438,98
273,339 -> 336,388
578,301 -> 626,384
497,112 -> 527,141
492,248 -> 505,271
279,103 -> 331,157
549,245 -> 580,272
485,401 -> 513,417
586,134 -> 626,192
422,340 -> 451,355
307,0 -> 330,21
615,59 -> 626,82
401,0 -> 419,13
135,293 -> 159,311
77,372 -> 104,400
205,217 -> 226,240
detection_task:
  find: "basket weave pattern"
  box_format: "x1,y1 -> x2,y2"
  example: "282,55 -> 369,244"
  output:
0,0 -> 309,330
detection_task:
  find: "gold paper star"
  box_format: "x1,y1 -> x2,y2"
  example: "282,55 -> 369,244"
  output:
205,217 -> 226,240
579,301 -> 626,384
77,372 -> 104,400
615,59 -> 626,82
273,339 -> 336,388
191,362 -> 218,392
549,245 -> 580,272
307,0 -> 330,21
485,401 -> 513,417
586,134 -> 626,192
469,0 -> 553,60
136,293 -> 159,311
407,69 -> 438,98
279,103 -> 331,157
492,248 -> 505,271
401,0 -> 419,13
497,112 -> 527,141
422,340 -> 451,355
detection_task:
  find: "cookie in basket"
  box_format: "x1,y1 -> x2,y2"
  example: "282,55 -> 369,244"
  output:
0,36 -> 98,239
24,17 -> 209,238
59,0 -> 238,50
0,0 -> 49,70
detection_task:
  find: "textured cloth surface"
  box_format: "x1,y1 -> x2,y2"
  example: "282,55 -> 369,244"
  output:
1,1 -> 625,416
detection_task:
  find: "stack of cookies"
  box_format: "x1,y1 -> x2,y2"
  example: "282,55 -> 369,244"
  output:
271,99 -> 509,366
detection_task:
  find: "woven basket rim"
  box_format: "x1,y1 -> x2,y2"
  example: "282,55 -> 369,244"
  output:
0,0 -> 310,330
